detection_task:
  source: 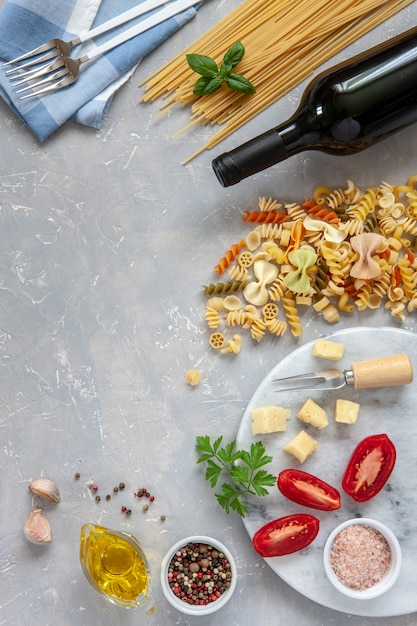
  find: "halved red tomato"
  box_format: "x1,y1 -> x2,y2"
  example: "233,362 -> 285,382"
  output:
252,513 -> 320,557
277,469 -> 341,511
342,433 -> 396,502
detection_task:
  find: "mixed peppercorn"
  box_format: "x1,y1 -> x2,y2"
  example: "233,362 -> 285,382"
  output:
74,473 -> 164,518
167,542 -> 232,605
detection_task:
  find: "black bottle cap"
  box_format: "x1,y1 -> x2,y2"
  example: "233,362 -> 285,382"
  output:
212,129 -> 287,187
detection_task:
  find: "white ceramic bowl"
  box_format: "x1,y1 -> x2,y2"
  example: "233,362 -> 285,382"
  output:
160,535 -> 237,615
323,518 -> 402,600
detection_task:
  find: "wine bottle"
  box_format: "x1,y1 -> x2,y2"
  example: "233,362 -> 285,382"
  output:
212,27 -> 417,187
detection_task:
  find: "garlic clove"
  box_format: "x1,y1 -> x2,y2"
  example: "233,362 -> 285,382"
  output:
23,508 -> 53,545
29,478 -> 60,503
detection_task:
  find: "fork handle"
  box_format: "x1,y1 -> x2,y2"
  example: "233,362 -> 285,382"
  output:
78,0 -> 178,43
351,354 -> 413,388
80,0 -> 199,62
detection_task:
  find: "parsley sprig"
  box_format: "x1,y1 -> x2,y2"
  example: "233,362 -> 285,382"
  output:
196,435 -> 276,517
186,41 -> 256,96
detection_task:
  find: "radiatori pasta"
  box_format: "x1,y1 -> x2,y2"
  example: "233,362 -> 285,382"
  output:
204,175 -> 417,353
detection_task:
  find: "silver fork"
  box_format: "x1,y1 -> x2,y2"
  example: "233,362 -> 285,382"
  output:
8,0 -> 198,99
4,0 -> 181,74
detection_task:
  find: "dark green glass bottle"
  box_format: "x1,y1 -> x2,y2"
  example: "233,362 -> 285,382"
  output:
212,27 -> 417,187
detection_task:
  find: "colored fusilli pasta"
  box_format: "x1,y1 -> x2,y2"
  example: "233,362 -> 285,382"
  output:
203,174 -> 417,354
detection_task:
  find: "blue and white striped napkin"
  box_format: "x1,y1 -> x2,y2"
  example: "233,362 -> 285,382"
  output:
0,0 -> 202,141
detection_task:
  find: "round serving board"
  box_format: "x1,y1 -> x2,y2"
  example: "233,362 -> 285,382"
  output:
237,326 -> 417,617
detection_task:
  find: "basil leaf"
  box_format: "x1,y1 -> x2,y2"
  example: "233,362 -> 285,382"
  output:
200,75 -> 223,95
186,53 -> 218,77
193,75 -> 223,96
187,42 -> 255,99
193,76 -> 214,96
226,73 -> 256,94
221,41 -> 245,72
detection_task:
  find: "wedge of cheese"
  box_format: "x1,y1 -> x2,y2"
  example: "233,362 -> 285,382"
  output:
283,430 -> 318,463
312,338 -> 345,361
334,398 -> 360,424
297,398 -> 328,429
251,405 -> 291,435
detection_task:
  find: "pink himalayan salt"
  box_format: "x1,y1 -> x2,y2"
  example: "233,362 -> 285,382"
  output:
329,524 -> 391,591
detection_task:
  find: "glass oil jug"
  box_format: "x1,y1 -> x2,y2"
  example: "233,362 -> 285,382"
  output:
80,524 -> 157,614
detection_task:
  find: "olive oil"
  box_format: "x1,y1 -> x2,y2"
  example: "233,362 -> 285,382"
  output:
80,524 -> 154,610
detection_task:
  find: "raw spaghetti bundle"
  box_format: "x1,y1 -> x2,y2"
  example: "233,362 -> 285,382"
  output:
140,0 -> 414,162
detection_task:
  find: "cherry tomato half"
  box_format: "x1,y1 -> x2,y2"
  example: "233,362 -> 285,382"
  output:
277,469 -> 341,511
342,433 -> 396,502
252,513 -> 320,557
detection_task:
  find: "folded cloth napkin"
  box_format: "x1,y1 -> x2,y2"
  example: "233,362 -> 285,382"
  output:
0,0 -> 203,141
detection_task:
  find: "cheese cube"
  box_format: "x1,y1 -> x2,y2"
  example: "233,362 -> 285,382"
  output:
335,399 -> 360,424
312,338 -> 345,361
283,430 -> 319,463
297,398 -> 328,429
251,406 -> 291,435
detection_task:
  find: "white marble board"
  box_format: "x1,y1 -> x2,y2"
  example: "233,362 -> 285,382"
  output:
236,326 -> 417,617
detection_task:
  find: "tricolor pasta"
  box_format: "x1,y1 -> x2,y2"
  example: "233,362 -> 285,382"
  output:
203,175 -> 417,353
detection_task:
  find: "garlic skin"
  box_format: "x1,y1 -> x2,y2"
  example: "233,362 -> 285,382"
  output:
23,509 -> 53,545
29,478 -> 60,503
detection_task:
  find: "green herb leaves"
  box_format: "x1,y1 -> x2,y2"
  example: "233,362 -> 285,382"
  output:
196,435 -> 276,517
186,41 -> 255,97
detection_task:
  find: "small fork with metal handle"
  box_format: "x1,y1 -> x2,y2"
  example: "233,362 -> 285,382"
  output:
274,354 -> 413,392
7,0 -> 199,99
4,0 -> 184,74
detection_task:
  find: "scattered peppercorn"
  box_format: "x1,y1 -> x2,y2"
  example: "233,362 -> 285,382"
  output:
167,543 -> 232,606
160,515 -> 167,522
80,475 -> 159,517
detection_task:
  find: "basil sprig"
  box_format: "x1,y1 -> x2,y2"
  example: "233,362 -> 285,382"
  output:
186,41 -> 256,96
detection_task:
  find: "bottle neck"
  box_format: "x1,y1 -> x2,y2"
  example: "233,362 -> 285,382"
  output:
278,111 -> 320,153
212,111 -> 314,187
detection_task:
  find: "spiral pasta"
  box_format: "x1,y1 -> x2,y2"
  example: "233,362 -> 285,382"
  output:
397,254 -> 417,299
266,318 -> 288,337
214,239 -> 246,274
258,197 -> 281,212
302,200 -> 340,224
224,310 -> 251,328
282,292 -> 302,337
202,175 -> 417,355
254,222 -> 285,240
228,264 -> 248,282
242,211 -> 290,224
202,280 -> 249,295
205,306 -> 222,328
250,318 -> 267,342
